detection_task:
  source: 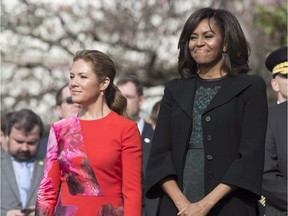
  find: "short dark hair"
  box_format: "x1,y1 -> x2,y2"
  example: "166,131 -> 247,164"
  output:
6,109 -> 44,138
1,111 -> 14,135
116,75 -> 143,96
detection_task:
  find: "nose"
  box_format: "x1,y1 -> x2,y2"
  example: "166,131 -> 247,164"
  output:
69,79 -> 79,88
196,37 -> 205,46
21,143 -> 29,151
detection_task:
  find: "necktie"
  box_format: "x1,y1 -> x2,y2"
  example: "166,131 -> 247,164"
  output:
18,162 -> 31,207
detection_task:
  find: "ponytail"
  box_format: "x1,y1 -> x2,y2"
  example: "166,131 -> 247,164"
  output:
105,84 -> 127,117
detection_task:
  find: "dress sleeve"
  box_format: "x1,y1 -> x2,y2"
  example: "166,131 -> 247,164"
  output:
35,125 -> 61,216
121,123 -> 142,216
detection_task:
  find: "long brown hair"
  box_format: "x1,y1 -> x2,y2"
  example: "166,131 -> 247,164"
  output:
73,50 -> 127,116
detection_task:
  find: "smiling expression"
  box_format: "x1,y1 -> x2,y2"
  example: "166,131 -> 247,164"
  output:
189,18 -> 225,69
69,59 -> 103,106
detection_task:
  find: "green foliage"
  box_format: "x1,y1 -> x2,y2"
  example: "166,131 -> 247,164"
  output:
255,3 -> 287,46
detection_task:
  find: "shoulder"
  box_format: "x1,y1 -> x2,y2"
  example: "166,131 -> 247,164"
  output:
1,150 -> 10,161
165,77 -> 195,88
269,101 -> 287,115
230,74 -> 267,94
237,73 -> 266,86
52,114 -> 78,129
109,111 -> 137,128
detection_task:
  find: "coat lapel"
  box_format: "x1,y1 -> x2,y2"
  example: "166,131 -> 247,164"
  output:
203,74 -> 252,115
170,78 -> 197,119
27,159 -> 45,204
2,152 -> 20,200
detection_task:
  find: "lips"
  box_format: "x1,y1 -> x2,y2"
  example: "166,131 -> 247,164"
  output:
71,90 -> 81,95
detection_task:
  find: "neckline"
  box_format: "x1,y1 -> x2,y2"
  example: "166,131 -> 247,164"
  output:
78,111 -> 113,121
197,74 -> 228,82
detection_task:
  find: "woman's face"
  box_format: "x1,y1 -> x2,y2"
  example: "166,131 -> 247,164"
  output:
188,18 -> 224,68
69,59 -> 102,106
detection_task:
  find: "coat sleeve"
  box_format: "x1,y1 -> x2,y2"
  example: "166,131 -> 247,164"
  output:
145,81 -> 179,199
262,108 -> 287,210
122,122 -> 143,216
35,125 -> 61,216
221,76 -> 268,196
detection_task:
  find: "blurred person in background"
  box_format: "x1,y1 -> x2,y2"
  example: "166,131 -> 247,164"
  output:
117,76 -> 157,216
1,109 -> 45,216
1,111 -> 14,152
55,83 -> 82,120
150,100 -> 161,131
262,46 -> 287,216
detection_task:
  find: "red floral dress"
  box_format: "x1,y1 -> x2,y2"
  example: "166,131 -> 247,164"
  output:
35,112 -> 142,216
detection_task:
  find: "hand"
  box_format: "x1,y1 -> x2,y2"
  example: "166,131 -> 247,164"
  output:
175,201 -> 190,214
27,205 -> 35,216
177,201 -> 210,216
6,209 -> 26,216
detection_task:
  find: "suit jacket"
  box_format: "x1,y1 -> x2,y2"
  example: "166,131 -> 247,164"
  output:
262,101 -> 287,215
1,151 -> 45,215
141,121 -> 158,216
146,74 -> 268,216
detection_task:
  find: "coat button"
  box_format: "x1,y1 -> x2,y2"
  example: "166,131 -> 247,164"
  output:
208,171 -> 214,178
205,116 -> 211,122
207,155 -> 213,161
207,135 -> 212,141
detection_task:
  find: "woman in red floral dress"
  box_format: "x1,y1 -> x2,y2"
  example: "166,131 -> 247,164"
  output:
35,50 -> 142,216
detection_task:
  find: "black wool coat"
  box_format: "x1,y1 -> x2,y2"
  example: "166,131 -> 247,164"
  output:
145,74 -> 268,216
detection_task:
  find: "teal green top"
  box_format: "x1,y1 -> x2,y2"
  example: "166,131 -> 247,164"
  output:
183,75 -> 227,202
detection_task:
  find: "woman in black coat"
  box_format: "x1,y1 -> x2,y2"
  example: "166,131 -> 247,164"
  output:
145,8 -> 268,216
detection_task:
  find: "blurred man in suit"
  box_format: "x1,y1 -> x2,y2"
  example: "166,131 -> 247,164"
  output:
1,109 -> 45,216
262,46 -> 287,216
117,76 -> 157,216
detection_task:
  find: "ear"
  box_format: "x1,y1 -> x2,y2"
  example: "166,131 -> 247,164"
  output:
271,78 -> 280,92
100,77 -> 111,91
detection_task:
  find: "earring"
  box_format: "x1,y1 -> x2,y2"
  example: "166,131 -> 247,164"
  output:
222,52 -> 231,70
100,91 -> 104,96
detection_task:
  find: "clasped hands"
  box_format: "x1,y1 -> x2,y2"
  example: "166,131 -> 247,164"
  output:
176,200 -> 210,216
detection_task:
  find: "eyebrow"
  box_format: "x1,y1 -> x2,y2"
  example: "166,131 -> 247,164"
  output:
191,30 -> 215,35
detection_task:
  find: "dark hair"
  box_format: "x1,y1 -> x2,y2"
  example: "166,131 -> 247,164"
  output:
73,50 -> 127,116
178,7 -> 251,78
55,83 -> 69,106
6,109 -> 44,137
1,111 -> 14,135
116,75 -> 143,97
150,100 -> 161,123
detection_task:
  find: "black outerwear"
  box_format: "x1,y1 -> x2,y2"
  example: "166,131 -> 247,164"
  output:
262,101 -> 287,215
142,121 -> 159,216
145,74 -> 268,216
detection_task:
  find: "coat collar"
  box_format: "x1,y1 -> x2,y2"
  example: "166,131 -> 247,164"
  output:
170,74 -> 253,119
